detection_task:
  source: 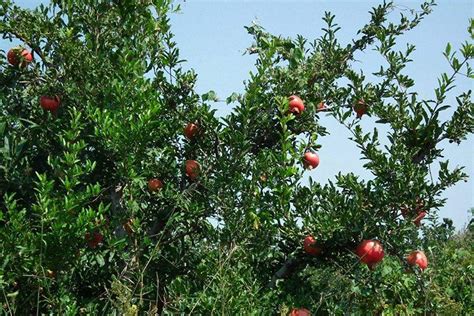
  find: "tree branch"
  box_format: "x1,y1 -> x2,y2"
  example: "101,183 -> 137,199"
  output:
268,257 -> 299,288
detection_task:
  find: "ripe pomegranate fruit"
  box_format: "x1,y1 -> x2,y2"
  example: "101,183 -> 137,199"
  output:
288,95 -> 305,115
185,160 -> 200,180
148,178 -> 163,192
289,308 -> 311,316
407,250 -> 428,270
184,123 -> 199,139
356,239 -> 384,268
40,96 -> 61,112
303,152 -> 319,170
7,47 -> 33,67
7,49 -> 18,66
353,99 -> 368,118
303,235 -> 321,256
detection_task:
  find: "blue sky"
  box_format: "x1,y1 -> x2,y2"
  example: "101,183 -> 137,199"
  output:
170,0 -> 473,229
4,0 -> 473,228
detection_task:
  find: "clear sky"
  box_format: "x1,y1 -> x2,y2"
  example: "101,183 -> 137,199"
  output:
4,0 -> 473,228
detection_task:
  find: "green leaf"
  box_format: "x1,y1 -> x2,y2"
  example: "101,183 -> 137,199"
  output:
226,92 -> 239,104
444,42 -> 451,57
202,90 -> 218,102
96,254 -> 105,267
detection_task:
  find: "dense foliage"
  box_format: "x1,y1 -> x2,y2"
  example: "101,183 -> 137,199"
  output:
0,0 -> 473,314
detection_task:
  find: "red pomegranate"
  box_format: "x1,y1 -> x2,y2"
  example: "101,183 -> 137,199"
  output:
353,99 -> 368,118
184,123 -> 199,139
40,96 -> 61,112
303,152 -> 319,170
288,95 -> 305,115
185,160 -> 200,180
356,239 -> 384,268
303,235 -> 321,256
7,47 -> 33,67
407,250 -> 428,270
289,308 -> 311,316
148,178 -> 163,192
